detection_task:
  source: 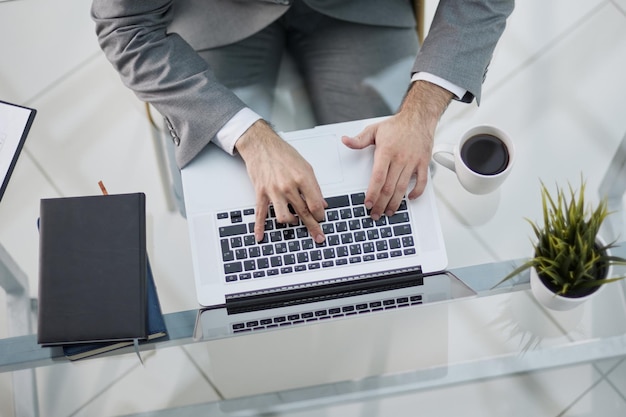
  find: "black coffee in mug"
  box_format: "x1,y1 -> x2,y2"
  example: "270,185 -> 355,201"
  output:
460,134 -> 509,175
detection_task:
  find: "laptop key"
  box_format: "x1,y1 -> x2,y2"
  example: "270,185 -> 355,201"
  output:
275,243 -> 288,253
363,242 -> 375,253
222,250 -> 234,262
393,224 -> 412,236
350,192 -> 365,204
224,262 -> 242,274
325,195 -> 350,208
219,224 -> 247,237
353,206 -> 366,217
230,210 -> 242,223
326,210 -> 339,221
388,212 -> 410,224
261,245 -> 274,256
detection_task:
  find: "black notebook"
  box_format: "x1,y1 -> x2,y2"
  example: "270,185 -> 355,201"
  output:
63,260 -> 167,360
37,193 -> 148,346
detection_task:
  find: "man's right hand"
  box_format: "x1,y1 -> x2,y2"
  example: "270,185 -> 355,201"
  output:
235,120 -> 327,244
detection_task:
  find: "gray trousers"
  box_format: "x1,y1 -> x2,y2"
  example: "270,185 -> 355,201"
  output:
168,1 -> 420,216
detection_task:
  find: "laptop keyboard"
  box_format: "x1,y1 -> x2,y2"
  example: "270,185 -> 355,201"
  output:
217,192 -> 416,283
231,293 -> 423,333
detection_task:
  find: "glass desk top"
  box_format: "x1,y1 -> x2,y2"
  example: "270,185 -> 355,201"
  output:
3,129 -> 626,416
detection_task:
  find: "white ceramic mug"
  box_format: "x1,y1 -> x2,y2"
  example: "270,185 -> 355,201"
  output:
432,125 -> 515,194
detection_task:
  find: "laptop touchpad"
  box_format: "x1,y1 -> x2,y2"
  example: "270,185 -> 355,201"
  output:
289,134 -> 344,186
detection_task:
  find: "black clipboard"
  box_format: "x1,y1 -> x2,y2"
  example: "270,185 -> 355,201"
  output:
0,100 -> 37,202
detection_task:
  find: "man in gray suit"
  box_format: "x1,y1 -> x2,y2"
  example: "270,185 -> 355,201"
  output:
92,0 -> 514,243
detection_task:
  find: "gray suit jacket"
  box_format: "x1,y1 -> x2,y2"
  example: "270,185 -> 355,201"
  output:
91,0 -> 514,168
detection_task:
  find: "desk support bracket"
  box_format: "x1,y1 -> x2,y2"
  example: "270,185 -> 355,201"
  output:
599,131 -> 626,243
1,243 -> 39,417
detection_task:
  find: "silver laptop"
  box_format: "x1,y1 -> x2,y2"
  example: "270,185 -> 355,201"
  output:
181,117 -> 474,339
0,100 -> 36,203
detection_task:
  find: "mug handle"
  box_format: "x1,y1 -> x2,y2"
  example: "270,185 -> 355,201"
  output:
432,143 -> 456,172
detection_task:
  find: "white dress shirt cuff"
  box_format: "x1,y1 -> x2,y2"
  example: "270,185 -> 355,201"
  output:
411,72 -> 466,100
213,108 -> 263,155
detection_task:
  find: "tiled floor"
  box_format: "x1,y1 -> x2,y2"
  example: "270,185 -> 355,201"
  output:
2,0 -> 626,416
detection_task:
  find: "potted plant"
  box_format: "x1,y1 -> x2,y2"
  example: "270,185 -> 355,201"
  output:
496,178 -> 626,310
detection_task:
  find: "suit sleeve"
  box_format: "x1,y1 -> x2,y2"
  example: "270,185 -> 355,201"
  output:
413,0 -> 515,104
91,0 -> 246,168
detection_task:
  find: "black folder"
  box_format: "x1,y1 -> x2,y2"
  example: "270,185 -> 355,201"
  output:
62,260 -> 166,360
37,193 -> 148,346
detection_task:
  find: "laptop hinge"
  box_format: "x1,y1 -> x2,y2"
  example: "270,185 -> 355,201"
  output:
225,266 -> 423,314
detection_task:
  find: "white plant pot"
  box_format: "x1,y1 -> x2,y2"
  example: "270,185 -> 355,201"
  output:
529,236 -> 612,311
530,266 -> 606,311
